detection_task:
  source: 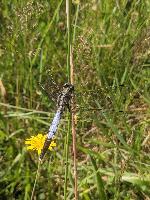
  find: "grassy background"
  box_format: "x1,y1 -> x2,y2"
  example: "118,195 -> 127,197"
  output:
0,0 -> 150,199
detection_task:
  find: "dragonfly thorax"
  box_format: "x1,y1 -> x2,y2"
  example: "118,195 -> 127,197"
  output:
57,83 -> 74,111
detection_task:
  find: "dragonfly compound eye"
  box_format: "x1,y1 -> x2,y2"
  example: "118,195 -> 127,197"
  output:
63,83 -> 70,88
63,83 -> 74,91
69,84 -> 74,91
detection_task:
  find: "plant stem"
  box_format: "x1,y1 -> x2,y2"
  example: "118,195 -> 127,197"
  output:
66,0 -> 71,80
31,160 -> 41,200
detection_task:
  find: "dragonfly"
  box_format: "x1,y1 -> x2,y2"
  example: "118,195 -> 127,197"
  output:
38,74 -> 133,120
38,74 -> 139,160
39,82 -> 74,160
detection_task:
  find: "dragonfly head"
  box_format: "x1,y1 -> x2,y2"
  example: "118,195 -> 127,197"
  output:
63,83 -> 74,93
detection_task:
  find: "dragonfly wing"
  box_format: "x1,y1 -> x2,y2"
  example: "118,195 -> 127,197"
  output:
39,75 -> 62,102
39,82 -> 58,102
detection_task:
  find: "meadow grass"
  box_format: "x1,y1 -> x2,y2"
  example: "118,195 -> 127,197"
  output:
0,1 -> 150,199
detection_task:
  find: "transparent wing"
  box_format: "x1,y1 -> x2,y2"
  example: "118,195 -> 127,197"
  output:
39,74 -> 62,102
75,84 -> 130,113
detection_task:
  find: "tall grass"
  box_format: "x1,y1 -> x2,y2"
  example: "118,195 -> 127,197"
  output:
0,0 -> 150,199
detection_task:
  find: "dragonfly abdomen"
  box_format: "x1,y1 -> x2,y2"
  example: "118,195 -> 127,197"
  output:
47,110 -> 62,139
39,109 -> 62,160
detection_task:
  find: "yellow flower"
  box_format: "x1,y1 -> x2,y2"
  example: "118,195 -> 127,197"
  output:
25,133 -> 56,155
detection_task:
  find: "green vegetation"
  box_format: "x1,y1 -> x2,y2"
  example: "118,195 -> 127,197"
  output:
0,1 -> 150,199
